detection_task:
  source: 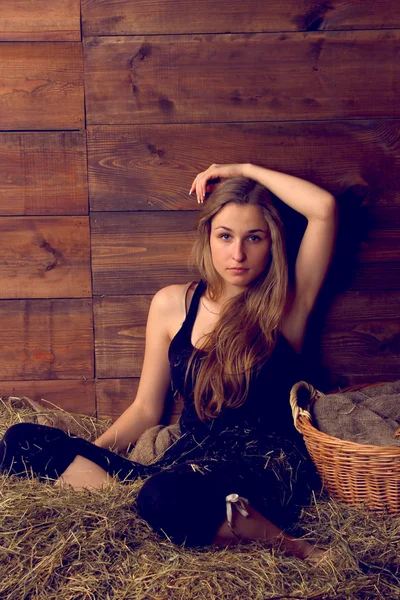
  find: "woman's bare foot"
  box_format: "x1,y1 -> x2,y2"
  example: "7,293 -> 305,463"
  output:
213,500 -> 331,563
275,535 -> 323,560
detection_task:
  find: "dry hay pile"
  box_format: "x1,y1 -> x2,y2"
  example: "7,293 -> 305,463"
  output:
0,397 -> 399,600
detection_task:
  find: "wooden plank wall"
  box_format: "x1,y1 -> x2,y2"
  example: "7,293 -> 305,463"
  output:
0,1 -> 399,422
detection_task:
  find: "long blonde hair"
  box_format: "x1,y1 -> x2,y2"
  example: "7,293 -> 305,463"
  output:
185,176 -> 289,422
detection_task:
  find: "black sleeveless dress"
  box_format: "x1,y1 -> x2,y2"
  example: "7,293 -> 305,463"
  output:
170,279 -> 310,442
136,280 -> 321,544
0,280 -> 320,547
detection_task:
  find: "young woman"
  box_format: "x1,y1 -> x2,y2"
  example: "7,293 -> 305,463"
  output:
0,163 -> 337,561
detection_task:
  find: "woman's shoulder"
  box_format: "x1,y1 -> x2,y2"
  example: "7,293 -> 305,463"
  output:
153,282 -> 197,307
152,282 -> 199,337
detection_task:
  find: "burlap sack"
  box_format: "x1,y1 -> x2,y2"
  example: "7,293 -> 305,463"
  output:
128,422 -> 182,465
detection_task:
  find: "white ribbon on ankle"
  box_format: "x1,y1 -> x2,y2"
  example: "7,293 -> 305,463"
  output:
225,493 -> 249,529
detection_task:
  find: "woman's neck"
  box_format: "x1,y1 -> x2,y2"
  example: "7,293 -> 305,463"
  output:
204,280 -> 245,310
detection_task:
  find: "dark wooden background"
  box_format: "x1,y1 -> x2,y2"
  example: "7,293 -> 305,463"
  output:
0,1 -> 399,421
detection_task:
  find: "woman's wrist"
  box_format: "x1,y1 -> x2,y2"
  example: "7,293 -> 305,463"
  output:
243,163 -> 254,178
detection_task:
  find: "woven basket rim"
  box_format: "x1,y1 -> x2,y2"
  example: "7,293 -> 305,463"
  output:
295,379 -> 400,454
297,412 -> 400,454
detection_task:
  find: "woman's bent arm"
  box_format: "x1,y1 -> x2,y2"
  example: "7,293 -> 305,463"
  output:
94,287 -> 176,452
243,163 -> 335,219
242,164 -> 337,350
93,402 -> 162,453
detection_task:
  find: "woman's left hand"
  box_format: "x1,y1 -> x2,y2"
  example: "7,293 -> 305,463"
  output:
189,163 -> 248,203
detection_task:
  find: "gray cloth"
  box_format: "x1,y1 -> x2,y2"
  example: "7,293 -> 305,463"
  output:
128,423 -> 182,465
312,380 -> 400,446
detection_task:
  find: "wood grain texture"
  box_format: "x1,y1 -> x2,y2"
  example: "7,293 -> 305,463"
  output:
347,264 -> 400,290
327,372 -> 400,391
84,31 -> 400,124
94,295 -> 152,378
0,43 -> 84,130
0,217 -> 92,299
320,319 -> 400,374
0,379 -> 95,415
325,290 -> 400,322
96,378 -> 182,424
0,299 -> 93,380
0,0 -> 81,41
0,132 -> 87,215
87,121 -> 400,211
317,291 -> 400,382
91,212 -> 198,295
81,0 -> 400,35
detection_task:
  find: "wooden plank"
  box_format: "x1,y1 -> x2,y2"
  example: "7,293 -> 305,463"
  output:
87,122 -> 400,211
356,230 -> 400,263
327,372 -> 400,392
325,290 -> 400,322
81,0 -> 400,36
84,32 -> 400,125
0,43 -> 84,130
94,295 -> 152,378
0,217 -> 92,298
0,0 -> 81,41
0,299 -> 93,380
319,292 -> 400,376
346,264 -> 400,290
96,378 -> 182,424
91,212 -> 198,295
330,207 -> 400,291
320,318 -> 400,375
0,379 -> 95,415
0,132 -> 87,215
96,378 -> 139,421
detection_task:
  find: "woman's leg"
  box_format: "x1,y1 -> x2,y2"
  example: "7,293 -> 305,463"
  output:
0,423 -> 154,484
136,460 -> 326,560
212,501 -> 326,561
0,423 -> 81,481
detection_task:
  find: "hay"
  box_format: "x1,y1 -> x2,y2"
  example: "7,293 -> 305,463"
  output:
1,398 -> 400,600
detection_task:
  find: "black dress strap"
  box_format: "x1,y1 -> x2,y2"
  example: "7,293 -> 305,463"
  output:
181,280 -> 206,333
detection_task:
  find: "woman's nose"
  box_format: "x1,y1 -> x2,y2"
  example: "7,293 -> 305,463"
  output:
232,242 -> 246,262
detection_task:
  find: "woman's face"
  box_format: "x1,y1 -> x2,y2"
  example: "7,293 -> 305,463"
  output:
209,202 -> 272,289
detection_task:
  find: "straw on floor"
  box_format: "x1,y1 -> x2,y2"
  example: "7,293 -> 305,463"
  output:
0,397 -> 399,600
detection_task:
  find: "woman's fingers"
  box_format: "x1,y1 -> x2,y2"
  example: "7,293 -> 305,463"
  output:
190,160 -> 243,202
189,170 -> 222,203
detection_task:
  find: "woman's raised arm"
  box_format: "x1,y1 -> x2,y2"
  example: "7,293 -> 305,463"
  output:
190,162 -> 337,352
242,163 -> 337,351
94,287 -> 175,452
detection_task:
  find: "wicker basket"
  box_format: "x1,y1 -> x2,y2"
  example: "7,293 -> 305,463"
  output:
290,380 -> 400,514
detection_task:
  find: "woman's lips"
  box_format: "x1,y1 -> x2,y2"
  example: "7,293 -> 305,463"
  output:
228,268 -> 248,273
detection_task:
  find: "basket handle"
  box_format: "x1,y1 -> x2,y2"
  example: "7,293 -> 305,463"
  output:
290,380 -> 323,432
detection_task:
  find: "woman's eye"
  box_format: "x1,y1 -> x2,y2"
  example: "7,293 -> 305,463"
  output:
248,235 -> 261,242
219,234 -> 230,240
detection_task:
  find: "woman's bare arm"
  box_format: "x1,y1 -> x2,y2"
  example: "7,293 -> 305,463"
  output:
243,164 -> 337,351
94,286 -> 178,452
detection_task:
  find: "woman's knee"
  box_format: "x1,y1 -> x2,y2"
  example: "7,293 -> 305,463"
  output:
0,423 -> 40,460
2,422 -> 37,443
0,423 -> 78,480
2,422 -> 68,445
